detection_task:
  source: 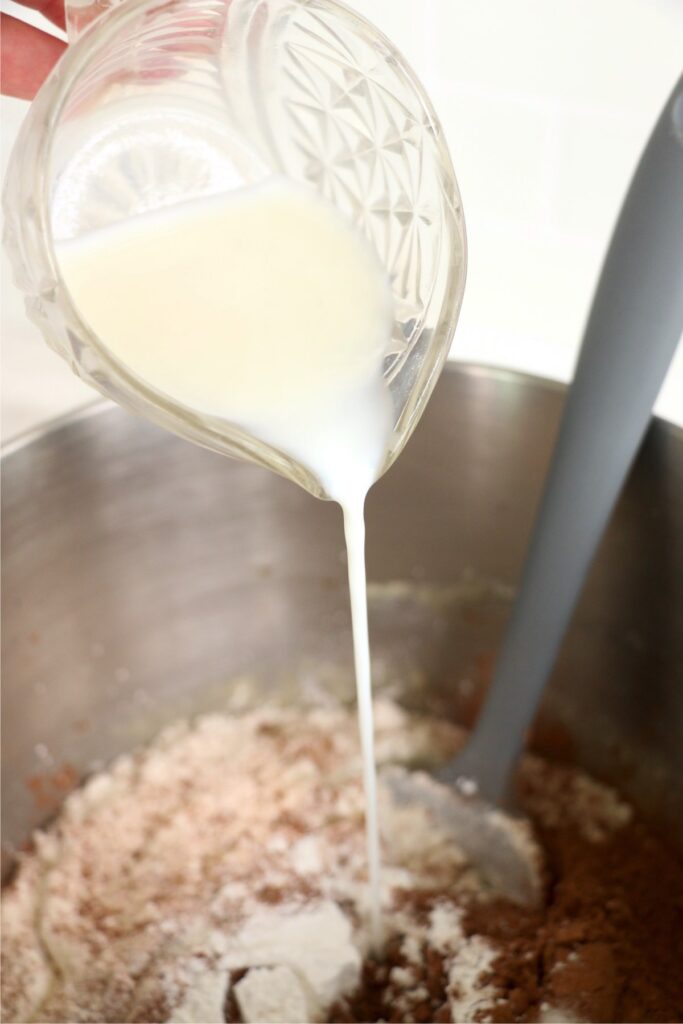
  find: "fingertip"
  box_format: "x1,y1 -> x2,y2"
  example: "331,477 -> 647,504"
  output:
1,14 -> 67,100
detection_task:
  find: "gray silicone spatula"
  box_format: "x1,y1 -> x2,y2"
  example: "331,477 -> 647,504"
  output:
386,74 -> 683,904
439,72 -> 683,803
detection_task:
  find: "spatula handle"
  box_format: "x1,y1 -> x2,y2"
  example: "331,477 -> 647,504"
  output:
449,73 -> 683,802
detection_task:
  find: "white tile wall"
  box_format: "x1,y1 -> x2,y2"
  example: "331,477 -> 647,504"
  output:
2,0 -> 682,438
428,0 -> 681,111
372,0 -> 683,422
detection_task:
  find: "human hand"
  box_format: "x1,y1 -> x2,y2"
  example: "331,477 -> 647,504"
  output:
1,0 -> 67,99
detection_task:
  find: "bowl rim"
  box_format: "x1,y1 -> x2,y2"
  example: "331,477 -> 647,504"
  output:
2,362 -> 681,461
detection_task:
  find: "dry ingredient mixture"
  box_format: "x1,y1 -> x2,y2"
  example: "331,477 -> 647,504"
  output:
2,698 -> 683,1024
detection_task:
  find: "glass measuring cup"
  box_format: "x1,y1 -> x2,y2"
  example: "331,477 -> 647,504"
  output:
3,0 -> 466,498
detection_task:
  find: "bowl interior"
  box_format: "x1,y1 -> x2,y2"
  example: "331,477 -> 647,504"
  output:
2,365 -> 682,872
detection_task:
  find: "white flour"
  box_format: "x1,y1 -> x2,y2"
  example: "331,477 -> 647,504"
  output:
1,698 -> 630,1023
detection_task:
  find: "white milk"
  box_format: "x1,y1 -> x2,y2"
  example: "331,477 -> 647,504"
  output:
57,180 -> 394,949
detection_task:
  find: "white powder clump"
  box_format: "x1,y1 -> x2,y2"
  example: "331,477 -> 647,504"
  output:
521,754 -> 632,841
235,965 -> 313,1024
428,902 -> 465,950
224,902 -> 360,1011
447,934 -> 497,1022
168,965 -> 230,1023
291,835 -> 324,875
0,858 -> 52,1023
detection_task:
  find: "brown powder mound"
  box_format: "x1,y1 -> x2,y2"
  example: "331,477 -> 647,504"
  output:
331,803 -> 683,1023
4,701 -> 683,1024
463,812 -> 683,1023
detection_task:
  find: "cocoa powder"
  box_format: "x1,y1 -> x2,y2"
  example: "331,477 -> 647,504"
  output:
460,810 -> 683,1023
333,790 -> 683,1024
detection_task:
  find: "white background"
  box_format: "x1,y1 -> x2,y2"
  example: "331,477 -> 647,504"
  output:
2,0 -> 682,438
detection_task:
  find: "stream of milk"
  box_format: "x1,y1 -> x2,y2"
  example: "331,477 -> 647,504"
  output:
57,180 -> 395,949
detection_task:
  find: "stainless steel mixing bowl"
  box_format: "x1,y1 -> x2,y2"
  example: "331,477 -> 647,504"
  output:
2,364 -> 682,873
